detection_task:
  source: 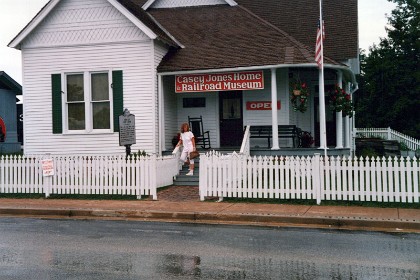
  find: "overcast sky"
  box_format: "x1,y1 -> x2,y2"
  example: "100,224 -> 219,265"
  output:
0,0 -> 397,84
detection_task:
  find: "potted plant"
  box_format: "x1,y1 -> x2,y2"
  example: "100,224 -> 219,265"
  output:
299,131 -> 314,148
290,79 -> 310,113
328,84 -> 353,117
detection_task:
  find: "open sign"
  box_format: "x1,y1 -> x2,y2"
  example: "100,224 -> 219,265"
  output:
246,101 -> 281,110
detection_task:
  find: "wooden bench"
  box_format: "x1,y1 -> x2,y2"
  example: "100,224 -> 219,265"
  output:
249,125 -> 301,148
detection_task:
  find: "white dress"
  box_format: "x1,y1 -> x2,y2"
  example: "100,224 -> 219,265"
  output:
180,131 -> 195,163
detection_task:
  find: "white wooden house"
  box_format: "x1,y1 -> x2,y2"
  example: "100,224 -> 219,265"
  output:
9,0 -> 359,156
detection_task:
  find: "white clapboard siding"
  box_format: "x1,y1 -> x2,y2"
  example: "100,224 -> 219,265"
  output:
199,153 -> 420,204
154,42 -> 170,152
23,0 -> 149,48
0,155 -> 179,199
23,42 -> 155,155
21,0 -> 159,155
163,76 -> 179,150
177,92 -> 219,148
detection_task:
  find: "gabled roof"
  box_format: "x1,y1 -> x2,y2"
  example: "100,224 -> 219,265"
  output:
8,0 -> 180,49
0,72 -> 22,94
235,0 -> 358,61
149,5 -> 342,73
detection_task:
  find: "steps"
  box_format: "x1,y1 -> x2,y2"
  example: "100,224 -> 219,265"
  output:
173,163 -> 199,186
166,148 -> 237,186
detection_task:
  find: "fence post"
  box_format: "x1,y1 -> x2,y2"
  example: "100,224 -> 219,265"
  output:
387,127 -> 391,140
313,153 -> 322,205
151,154 -> 157,200
199,153 -> 206,201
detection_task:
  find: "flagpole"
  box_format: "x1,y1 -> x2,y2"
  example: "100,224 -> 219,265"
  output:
318,0 -> 327,157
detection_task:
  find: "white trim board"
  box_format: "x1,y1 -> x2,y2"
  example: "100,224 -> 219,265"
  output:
9,0 -> 157,49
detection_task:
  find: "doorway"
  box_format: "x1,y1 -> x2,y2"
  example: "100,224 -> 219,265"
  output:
314,85 -> 336,147
219,91 -> 243,147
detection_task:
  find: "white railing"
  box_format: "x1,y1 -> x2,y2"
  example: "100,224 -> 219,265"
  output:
239,125 -> 251,156
356,127 -> 420,151
199,151 -> 419,204
0,154 -> 179,200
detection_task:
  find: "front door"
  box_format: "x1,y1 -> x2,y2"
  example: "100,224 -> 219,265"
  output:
314,85 -> 336,147
219,91 -> 243,147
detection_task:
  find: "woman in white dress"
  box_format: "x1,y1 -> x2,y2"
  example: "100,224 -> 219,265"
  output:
175,123 -> 196,176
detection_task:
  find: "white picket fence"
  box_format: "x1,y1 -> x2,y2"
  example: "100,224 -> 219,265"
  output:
0,154 -> 179,200
199,152 -> 419,204
356,127 -> 420,151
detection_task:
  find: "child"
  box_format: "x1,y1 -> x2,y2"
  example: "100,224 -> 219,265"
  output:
175,123 -> 196,176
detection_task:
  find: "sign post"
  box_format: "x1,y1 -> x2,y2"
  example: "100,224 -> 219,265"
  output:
41,156 -> 54,198
119,109 -> 136,157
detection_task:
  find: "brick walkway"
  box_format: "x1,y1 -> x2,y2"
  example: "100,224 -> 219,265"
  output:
154,186 -> 200,202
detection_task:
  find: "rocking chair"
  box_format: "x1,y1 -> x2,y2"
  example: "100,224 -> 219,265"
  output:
188,116 -> 211,149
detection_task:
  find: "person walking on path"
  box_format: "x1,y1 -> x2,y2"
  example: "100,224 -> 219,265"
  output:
175,123 -> 196,176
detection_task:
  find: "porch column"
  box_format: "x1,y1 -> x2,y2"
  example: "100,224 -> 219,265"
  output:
344,82 -> 351,148
335,71 -> 344,149
158,74 -> 165,155
271,68 -> 279,150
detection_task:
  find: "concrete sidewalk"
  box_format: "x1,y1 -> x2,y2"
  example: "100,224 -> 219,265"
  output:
0,186 -> 419,233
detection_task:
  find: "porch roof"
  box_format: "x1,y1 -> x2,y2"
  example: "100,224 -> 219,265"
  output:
149,5 -> 342,73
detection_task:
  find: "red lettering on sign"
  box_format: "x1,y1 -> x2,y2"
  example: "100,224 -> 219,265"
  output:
246,101 -> 281,110
175,71 -> 264,93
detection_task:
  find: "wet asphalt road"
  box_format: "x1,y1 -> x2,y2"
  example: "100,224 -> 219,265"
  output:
0,218 -> 419,280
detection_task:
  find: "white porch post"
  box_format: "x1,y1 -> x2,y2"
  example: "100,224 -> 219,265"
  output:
271,68 -> 279,150
158,74 -> 165,155
318,71 -> 327,151
344,82 -> 351,148
335,71 -> 344,148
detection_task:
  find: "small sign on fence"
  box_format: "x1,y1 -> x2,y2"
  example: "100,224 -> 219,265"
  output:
41,159 -> 54,176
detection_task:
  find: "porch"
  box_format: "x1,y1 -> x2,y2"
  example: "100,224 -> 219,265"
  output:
159,68 -> 356,156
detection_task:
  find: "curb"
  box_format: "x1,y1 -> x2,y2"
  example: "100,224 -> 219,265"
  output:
1,208 -> 419,233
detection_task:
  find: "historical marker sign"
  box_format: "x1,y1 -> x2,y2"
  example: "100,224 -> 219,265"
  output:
119,110 -> 136,146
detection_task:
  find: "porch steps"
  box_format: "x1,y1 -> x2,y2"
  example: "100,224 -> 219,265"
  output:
166,148 -> 238,186
173,163 -> 199,186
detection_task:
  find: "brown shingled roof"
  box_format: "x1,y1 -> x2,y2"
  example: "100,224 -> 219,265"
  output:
149,5 -> 341,73
235,0 -> 358,61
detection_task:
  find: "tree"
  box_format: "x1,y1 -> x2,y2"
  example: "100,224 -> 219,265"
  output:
355,0 -> 420,138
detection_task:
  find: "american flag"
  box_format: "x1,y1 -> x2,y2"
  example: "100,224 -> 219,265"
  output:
315,20 -> 325,69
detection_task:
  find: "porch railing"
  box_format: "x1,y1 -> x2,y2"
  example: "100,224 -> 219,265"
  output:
0,154 -> 179,200
199,151 -> 419,204
239,125 -> 251,156
356,127 -> 420,151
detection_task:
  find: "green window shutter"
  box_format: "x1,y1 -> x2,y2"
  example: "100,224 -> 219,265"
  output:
51,74 -> 62,134
112,70 -> 123,132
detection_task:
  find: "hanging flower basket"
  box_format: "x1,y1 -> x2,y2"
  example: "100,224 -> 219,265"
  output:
290,79 -> 310,113
328,84 -> 353,117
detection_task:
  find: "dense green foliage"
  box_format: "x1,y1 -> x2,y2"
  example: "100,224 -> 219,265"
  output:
355,0 -> 420,138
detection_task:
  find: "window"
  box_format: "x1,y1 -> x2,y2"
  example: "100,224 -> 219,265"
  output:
91,73 -> 110,130
64,71 -> 112,133
183,97 -> 206,108
52,71 -> 123,134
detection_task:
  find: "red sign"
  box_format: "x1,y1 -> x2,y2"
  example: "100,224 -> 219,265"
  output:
175,71 -> 264,93
41,159 -> 55,176
246,101 -> 281,110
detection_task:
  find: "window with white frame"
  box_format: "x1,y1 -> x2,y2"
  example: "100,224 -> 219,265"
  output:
65,71 -> 112,133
